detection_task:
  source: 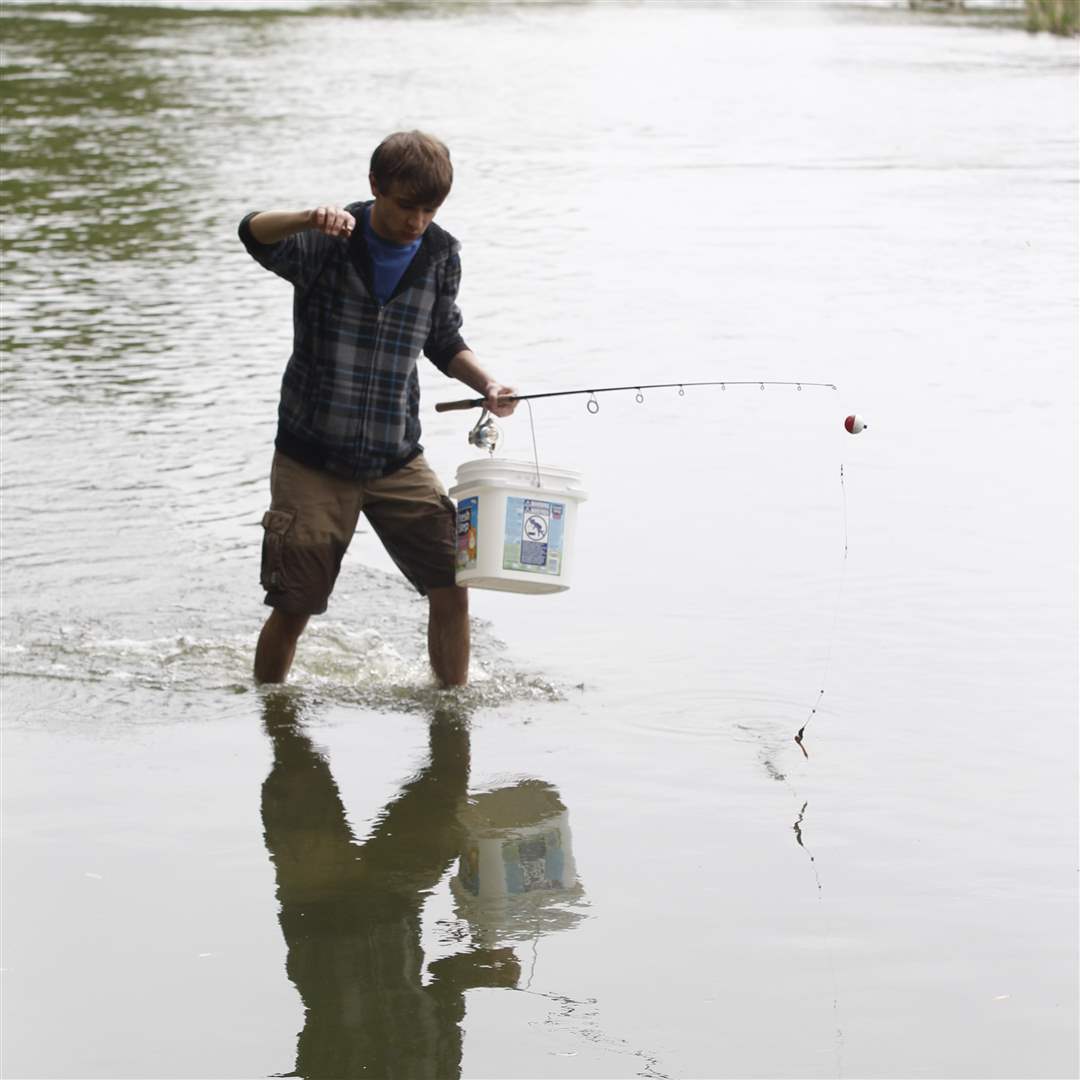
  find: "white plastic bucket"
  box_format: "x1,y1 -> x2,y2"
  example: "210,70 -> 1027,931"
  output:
449,458 -> 587,594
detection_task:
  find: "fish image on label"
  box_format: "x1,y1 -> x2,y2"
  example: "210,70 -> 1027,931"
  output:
519,502 -> 550,567
503,497 -> 565,575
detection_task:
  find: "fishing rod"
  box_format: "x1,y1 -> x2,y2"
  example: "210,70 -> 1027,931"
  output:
435,380 -> 839,413
438,376 -> 865,759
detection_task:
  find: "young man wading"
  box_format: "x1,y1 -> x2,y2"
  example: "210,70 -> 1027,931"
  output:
239,131 -> 516,686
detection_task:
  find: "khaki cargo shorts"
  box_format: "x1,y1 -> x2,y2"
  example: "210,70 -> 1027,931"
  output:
259,450 -> 457,613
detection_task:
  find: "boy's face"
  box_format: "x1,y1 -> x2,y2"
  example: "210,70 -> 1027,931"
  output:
369,176 -> 441,245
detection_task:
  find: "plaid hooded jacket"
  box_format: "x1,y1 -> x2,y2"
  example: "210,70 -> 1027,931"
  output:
239,200 -> 468,479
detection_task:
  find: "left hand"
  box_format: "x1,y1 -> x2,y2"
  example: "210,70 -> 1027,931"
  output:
483,382 -> 519,417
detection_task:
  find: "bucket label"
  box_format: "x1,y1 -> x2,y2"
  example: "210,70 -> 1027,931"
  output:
503,497 -> 564,575
502,829 -> 565,894
456,496 -> 479,571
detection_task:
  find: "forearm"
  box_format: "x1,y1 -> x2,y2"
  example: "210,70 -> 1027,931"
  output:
247,210 -> 313,245
247,206 -> 354,245
446,350 -> 497,396
446,350 -> 517,417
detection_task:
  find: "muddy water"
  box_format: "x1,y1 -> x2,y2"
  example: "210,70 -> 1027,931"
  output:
1,2 -> 1077,1077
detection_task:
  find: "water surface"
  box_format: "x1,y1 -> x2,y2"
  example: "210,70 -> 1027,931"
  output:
2,2 -> 1077,1077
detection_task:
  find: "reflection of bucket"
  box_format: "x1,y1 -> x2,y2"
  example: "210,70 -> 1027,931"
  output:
457,814 -> 573,901
449,459 -> 587,594
451,781 -> 584,944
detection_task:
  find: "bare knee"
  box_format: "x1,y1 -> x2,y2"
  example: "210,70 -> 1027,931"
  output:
267,608 -> 310,642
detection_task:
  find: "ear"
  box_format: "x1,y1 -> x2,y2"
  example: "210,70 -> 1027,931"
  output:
369,173 -> 379,197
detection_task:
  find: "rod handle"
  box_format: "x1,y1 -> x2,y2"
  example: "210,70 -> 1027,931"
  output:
435,397 -> 486,412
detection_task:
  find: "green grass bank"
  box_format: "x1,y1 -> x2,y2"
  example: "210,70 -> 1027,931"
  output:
1025,0 -> 1080,34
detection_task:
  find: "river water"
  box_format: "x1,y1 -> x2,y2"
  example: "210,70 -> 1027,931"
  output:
1,2 -> 1077,1078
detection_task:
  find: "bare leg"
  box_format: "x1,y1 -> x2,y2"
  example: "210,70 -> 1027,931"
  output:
254,609 -> 310,684
427,586 -> 469,687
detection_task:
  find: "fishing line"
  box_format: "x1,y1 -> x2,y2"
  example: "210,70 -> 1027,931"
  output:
795,462 -> 850,757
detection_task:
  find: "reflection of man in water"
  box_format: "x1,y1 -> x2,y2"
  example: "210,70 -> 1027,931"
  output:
260,696 -> 518,1079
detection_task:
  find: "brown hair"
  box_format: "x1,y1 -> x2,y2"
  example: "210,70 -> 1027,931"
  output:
369,131 -> 453,206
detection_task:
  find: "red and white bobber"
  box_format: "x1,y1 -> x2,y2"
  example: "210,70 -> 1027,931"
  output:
844,414 -> 866,434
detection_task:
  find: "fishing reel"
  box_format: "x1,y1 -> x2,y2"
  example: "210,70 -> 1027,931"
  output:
467,409 -> 501,455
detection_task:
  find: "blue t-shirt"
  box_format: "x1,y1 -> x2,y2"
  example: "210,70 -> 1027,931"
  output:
363,207 -> 421,306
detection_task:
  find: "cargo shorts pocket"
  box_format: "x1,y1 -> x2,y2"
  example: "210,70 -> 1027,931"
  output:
260,509 -> 295,592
